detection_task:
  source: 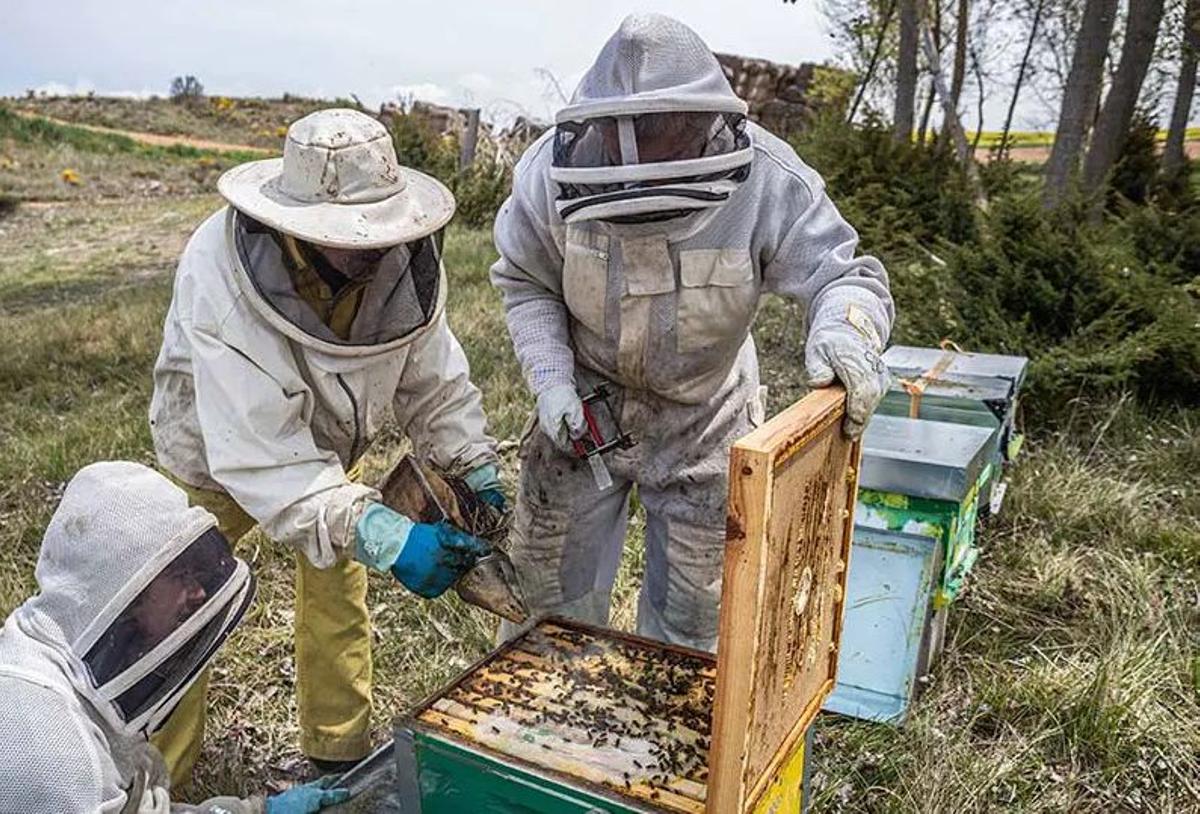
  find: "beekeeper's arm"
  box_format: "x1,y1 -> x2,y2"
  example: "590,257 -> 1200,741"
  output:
391,311 -> 499,484
489,144 -> 587,448
187,322 -> 377,569
762,160 -> 895,437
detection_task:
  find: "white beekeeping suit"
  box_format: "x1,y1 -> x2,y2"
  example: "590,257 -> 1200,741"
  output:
491,13 -> 894,650
0,462 -> 260,813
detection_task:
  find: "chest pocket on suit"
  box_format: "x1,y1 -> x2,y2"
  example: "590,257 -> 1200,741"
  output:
676,249 -> 759,354
562,225 -> 611,337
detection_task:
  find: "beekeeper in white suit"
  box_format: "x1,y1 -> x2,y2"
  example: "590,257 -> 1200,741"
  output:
148,108 -> 502,783
0,461 -> 348,813
491,14 -> 894,651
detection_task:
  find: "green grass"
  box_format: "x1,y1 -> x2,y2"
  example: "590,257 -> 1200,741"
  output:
1,194 -> 1196,810
0,105 -> 268,202
1,107 -> 1198,809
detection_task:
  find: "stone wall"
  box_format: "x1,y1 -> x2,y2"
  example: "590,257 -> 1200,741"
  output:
716,53 -> 848,135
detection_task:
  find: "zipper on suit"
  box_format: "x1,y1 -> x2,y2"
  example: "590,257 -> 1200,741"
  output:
336,374 -> 362,464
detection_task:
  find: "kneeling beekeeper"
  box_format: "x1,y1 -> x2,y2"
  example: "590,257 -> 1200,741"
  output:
0,461 -> 348,813
148,109 -> 503,782
492,14 -> 894,651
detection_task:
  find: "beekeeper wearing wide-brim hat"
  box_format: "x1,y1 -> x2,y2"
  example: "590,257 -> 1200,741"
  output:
0,461 -> 350,813
491,14 -> 894,651
149,108 -> 503,784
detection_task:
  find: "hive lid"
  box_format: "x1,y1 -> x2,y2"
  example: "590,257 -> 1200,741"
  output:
883,345 -> 1029,390
859,415 -> 996,502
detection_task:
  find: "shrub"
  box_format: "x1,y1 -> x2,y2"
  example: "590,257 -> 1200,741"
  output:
388,111 -> 510,229
1108,112 -> 1159,207
788,116 -> 1200,418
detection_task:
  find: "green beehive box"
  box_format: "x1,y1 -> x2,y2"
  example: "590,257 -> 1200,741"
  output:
856,415 -> 996,607
389,618 -> 811,813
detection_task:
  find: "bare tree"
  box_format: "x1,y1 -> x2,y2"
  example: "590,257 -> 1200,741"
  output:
1163,0 -> 1200,177
1081,0 -> 1167,200
847,0 -> 899,123
895,0 -> 920,141
1000,0 -> 1048,157
971,45 -> 987,150
917,0 -> 942,143
950,0 -> 970,108
1042,0 -> 1120,209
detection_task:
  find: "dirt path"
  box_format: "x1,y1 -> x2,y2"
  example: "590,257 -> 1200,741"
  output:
976,139 -> 1200,163
12,109 -> 272,155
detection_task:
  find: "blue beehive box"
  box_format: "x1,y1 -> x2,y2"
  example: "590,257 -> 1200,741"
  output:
824,416 -> 996,724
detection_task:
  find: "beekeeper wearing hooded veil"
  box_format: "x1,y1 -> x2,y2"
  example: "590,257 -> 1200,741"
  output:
491,14 -> 894,651
148,109 -> 502,782
0,461 -> 348,813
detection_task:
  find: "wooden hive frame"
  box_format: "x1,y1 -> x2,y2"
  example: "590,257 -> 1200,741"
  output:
707,386 -> 860,813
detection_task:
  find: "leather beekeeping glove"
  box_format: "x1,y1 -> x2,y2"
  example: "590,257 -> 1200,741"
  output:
536,383 -> 587,453
804,291 -> 891,439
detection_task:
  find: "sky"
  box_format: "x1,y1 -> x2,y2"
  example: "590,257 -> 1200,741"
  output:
0,1 -> 1185,132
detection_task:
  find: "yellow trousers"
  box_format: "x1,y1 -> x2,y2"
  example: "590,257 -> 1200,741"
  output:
152,481 -> 373,788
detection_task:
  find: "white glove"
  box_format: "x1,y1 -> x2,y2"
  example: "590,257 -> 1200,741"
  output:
804,294 -> 891,439
537,384 -> 587,452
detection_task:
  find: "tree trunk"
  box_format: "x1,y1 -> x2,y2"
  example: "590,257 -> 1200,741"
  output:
918,0 -> 942,144
918,83 -> 937,143
849,0 -> 899,124
1081,0 -> 1167,200
1163,0 -> 1200,177
919,8 -> 989,216
895,0 -> 920,142
950,0 -> 969,109
972,46 -> 987,151
1000,0 -> 1047,158
1042,0 -> 1120,209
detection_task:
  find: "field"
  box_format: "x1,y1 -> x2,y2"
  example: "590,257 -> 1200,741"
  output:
1,103 -> 1198,811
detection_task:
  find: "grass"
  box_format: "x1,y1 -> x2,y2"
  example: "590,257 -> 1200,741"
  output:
0,111 -> 1197,810
0,105 -> 266,201
9,93 -> 337,150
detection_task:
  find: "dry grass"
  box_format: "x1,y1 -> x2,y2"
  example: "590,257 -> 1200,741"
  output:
1,119 -> 1197,810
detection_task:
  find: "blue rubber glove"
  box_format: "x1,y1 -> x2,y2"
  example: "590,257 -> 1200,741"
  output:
354,503 -> 414,572
464,463 -> 507,512
265,779 -> 349,814
392,521 -> 491,598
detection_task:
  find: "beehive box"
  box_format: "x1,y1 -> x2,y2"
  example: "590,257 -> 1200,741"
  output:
387,387 -> 858,813
395,619 -> 718,812
824,414 -> 996,724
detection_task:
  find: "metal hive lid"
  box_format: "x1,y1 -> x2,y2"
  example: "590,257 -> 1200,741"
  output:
883,345 -> 1029,389
859,415 -> 998,502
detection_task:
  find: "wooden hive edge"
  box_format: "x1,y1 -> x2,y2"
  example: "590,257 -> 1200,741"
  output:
733,385 -> 847,463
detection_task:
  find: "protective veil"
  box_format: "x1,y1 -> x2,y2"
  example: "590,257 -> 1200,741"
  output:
550,15 -> 752,225
150,206 -> 496,569
0,462 -> 261,813
491,13 -> 894,650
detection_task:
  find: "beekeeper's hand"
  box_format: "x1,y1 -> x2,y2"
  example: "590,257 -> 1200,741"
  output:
354,504 -> 489,598
464,462 -> 507,512
265,777 -> 349,814
804,293 -> 891,439
537,384 -> 587,452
